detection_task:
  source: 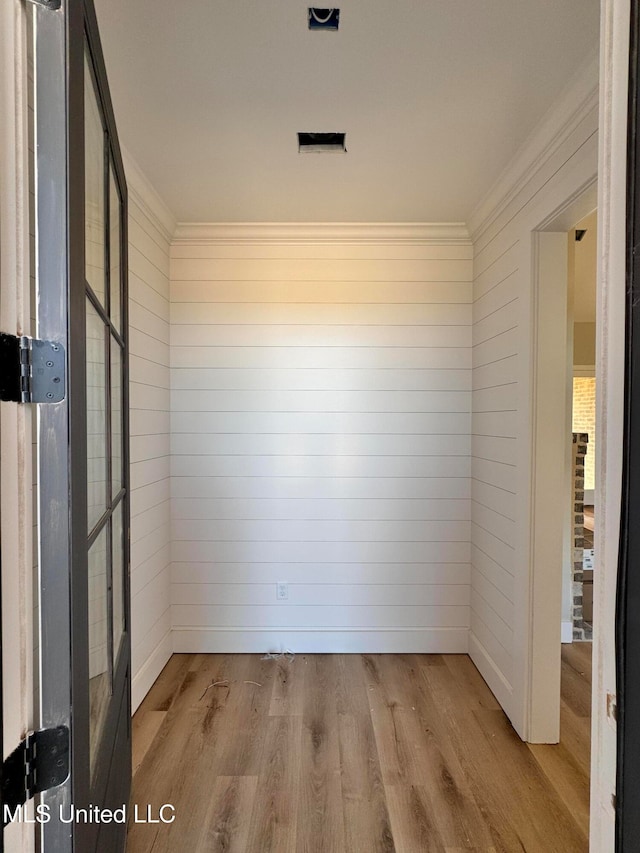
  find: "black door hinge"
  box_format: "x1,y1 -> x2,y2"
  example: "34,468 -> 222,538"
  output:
0,333 -> 65,404
2,726 -> 69,824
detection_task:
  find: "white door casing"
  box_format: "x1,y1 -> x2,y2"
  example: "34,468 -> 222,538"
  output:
0,0 -> 36,850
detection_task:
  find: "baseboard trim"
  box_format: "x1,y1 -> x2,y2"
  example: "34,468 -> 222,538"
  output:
561,621 -> 574,644
131,629 -> 173,713
171,626 -> 469,654
468,631 -> 513,718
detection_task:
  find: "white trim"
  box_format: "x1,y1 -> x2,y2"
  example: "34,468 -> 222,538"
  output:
468,632 -> 513,713
122,147 -> 177,243
172,221 -> 471,246
574,363 -> 596,377
520,186 -> 598,743
468,52 -> 600,243
0,2 -> 36,846
590,0 -> 629,846
527,231 -> 571,743
131,629 -> 172,713
172,626 -> 469,654
561,621 -> 574,644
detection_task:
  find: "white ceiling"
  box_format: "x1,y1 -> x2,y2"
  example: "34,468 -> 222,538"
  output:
94,0 -> 600,223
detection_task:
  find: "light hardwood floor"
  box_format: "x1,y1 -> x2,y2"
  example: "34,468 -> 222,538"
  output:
126,645 -> 591,853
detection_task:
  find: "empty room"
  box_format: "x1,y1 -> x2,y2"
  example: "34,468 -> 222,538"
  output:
1,0 -> 636,851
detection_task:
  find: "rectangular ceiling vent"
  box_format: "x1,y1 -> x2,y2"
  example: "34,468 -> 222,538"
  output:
308,9 -> 340,30
298,132 -> 346,153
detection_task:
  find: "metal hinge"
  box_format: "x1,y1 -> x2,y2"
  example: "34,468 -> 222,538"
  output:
0,333 -> 65,404
1,726 -> 69,825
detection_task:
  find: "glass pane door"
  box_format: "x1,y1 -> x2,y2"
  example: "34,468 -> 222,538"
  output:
34,2 -> 130,851
83,44 -> 129,784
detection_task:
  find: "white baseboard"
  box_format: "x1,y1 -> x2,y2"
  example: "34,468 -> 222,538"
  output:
468,631 -> 514,722
561,621 -> 574,643
131,629 -> 173,713
171,626 -> 469,655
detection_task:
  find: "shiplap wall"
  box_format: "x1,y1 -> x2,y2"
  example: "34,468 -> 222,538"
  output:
127,159 -> 175,710
470,231 -> 518,707
169,233 -> 473,652
469,61 -> 599,730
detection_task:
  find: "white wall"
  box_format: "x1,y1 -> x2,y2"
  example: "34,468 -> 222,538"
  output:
469,234 -> 519,708
169,226 -> 472,653
468,56 -> 599,731
125,155 -> 176,711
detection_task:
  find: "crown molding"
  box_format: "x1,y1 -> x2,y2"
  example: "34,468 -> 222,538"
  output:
122,147 -> 177,243
172,221 -> 470,245
467,52 -> 600,243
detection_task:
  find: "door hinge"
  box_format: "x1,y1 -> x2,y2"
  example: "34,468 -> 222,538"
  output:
0,333 -> 65,404
2,726 -> 69,824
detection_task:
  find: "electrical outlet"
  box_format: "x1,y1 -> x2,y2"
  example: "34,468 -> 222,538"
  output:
276,582 -> 288,600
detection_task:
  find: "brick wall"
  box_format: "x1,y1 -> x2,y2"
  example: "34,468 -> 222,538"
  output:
572,434 -> 591,640
572,377 -> 595,493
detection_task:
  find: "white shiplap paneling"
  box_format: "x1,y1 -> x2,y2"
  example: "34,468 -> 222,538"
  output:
469,68 -> 599,731
170,238 -> 473,652
126,159 -> 175,711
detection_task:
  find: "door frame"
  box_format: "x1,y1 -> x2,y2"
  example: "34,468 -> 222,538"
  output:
587,1 -> 629,848
616,0 -> 640,846
34,1 -> 74,844
524,0 -> 629,847
526,187 -> 598,744
0,1 -> 37,850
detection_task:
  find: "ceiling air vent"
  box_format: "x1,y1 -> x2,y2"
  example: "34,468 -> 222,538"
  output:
298,132 -> 346,153
308,8 -> 340,30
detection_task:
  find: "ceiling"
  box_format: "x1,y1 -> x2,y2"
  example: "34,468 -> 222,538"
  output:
94,0 -> 600,224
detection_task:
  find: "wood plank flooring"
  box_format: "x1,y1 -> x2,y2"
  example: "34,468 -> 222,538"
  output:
126,645 -> 591,853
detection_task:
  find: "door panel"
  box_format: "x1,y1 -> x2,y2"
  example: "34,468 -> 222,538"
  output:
33,1 -> 131,850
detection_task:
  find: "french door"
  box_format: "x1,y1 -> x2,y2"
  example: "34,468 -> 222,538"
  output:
34,1 -> 131,850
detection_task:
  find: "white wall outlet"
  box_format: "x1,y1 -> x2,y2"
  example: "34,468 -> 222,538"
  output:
276,582 -> 288,600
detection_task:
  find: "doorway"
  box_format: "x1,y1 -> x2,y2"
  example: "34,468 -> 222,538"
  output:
528,186 -> 598,747
525,199 -> 599,847
571,211 -> 598,641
